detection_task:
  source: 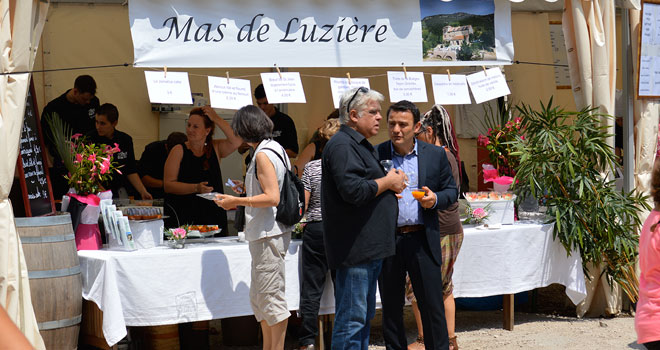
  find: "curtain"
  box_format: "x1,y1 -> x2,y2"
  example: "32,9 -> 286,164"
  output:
562,0 -> 621,318
630,8 -> 659,202
0,0 -> 49,348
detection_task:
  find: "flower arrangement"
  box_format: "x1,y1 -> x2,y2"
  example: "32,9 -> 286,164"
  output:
477,103 -> 524,177
45,113 -> 121,195
165,227 -> 188,248
166,227 -> 188,240
463,203 -> 491,225
67,134 -> 122,195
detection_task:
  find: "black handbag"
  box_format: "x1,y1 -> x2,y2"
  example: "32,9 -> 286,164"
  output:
255,147 -> 305,226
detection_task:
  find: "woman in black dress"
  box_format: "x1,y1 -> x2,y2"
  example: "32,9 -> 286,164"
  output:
163,106 -> 241,233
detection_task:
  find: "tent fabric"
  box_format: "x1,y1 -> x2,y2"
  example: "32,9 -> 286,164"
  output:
0,1 -> 48,348
563,0 -> 621,318
630,9 -> 659,201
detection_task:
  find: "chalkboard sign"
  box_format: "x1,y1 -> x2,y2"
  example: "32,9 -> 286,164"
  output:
15,79 -> 55,216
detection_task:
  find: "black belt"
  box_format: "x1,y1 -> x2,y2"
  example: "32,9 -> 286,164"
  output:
396,224 -> 424,234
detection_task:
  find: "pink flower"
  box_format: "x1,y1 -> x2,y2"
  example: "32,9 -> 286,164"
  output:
71,133 -> 82,140
111,143 -> 121,154
172,228 -> 187,239
100,159 -> 111,174
473,207 -> 487,220
104,145 -> 113,153
88,153 -> 97,163
477,134 -> 490,147
75,153 -> 83,164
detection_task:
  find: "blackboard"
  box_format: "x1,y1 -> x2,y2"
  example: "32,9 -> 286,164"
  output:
15,79 -> 55,216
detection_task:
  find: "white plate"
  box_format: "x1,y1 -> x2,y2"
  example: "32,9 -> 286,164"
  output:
476,223 -> 502,230
186,229 -> 222,238
196,192 -> 220,200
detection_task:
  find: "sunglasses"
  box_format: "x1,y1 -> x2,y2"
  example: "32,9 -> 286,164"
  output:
346,87 -> 369,114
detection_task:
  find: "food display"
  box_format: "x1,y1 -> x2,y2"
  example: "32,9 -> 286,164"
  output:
180,225 -> 222,238
464,191 -> 516,225
184,225 -> 219,233
122,206 -> 163,220
465,191 -> 514,202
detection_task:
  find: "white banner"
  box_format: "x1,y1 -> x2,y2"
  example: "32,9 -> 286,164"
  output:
129,0 -> 513,68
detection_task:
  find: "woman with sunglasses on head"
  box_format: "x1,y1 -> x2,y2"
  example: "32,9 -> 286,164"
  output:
163,106 -> 242,232
407,104 -> 463,350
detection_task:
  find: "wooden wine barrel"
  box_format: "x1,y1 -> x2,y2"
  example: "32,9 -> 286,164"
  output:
16,214 -> 82,350
142,325 -> 180,350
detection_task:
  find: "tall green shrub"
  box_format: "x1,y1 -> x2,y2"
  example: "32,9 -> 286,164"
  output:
511,98 -> 650,301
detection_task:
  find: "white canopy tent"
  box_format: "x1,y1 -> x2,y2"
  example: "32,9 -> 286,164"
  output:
0,0 -> 48,348
0,1 -> 655,344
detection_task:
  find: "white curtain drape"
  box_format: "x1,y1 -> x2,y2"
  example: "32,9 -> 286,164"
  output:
630,9 -> 659,201
0,1 -> 49,348
562,0 -> 621,317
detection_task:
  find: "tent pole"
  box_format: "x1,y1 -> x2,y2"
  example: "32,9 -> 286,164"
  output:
621,8 -> 635,193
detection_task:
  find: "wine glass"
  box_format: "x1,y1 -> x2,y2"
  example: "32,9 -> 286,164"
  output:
405,172 -> 418,188
380,160 -> 393,172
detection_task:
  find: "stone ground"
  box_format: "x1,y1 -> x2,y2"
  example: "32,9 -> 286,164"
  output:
209,285 -> 643,350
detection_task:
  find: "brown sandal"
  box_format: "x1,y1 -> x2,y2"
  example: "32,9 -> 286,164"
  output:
449,335 -> 459,350
407,336 -> 424,350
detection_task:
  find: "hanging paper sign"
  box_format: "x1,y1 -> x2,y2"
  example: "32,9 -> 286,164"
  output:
329,78 -> 371,108
260,72 -> 306,104
431,74 -> 471,105
129,0 -> 513,68
144,71 -> 193,104
466,67 -> 510,104
207,76 -> 253,110
387,71 -> 428,103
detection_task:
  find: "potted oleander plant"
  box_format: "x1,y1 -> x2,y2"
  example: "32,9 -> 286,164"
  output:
510,98 -> 650,302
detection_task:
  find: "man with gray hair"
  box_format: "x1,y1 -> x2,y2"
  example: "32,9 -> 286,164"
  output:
321,87 -> 407,350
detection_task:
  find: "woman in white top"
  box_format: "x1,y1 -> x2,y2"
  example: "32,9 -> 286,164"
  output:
215,105 -> 292,350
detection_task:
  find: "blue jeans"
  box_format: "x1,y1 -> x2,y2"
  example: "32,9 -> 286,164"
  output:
331,259 -> 383,350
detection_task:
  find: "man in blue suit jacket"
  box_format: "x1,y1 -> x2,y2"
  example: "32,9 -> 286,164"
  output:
377,100 -> 458,350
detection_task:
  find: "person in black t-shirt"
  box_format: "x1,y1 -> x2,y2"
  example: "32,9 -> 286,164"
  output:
137,132 -> 187,199
41,75 -> 100,200
254,84 -> 299,158
86,103 -> 152,200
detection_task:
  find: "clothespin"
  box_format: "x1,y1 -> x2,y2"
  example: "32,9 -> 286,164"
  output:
482,66 -> 487,76
402,63 -> 408,79
446,69 -> 451,81
226,71 -> 230,84
346,72 -> 352,85
163,66 -> 167,78
275,64 -> 282,79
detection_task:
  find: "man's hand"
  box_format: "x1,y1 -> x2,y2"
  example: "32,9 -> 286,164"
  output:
385,169 -> 407,194
417,186 -> 436,209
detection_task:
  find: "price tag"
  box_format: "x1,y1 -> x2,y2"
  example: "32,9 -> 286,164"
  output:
387,71 -> 428,103
431,74 -> 471,105
329,78 -> 371,108
466,67 -> 511,104
207,76 -> 253,110
144,71 -> 193,104
260,72 -> 306,104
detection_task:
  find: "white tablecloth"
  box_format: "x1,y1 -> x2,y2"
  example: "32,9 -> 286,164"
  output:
453,222 -> 587,304
79,238 -> 304,346
79,222 -> 586,346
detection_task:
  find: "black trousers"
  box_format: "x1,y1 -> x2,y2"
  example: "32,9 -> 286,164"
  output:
298,221 -> 335,346
379,230 -> 449,350
645,340 -> 660,350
